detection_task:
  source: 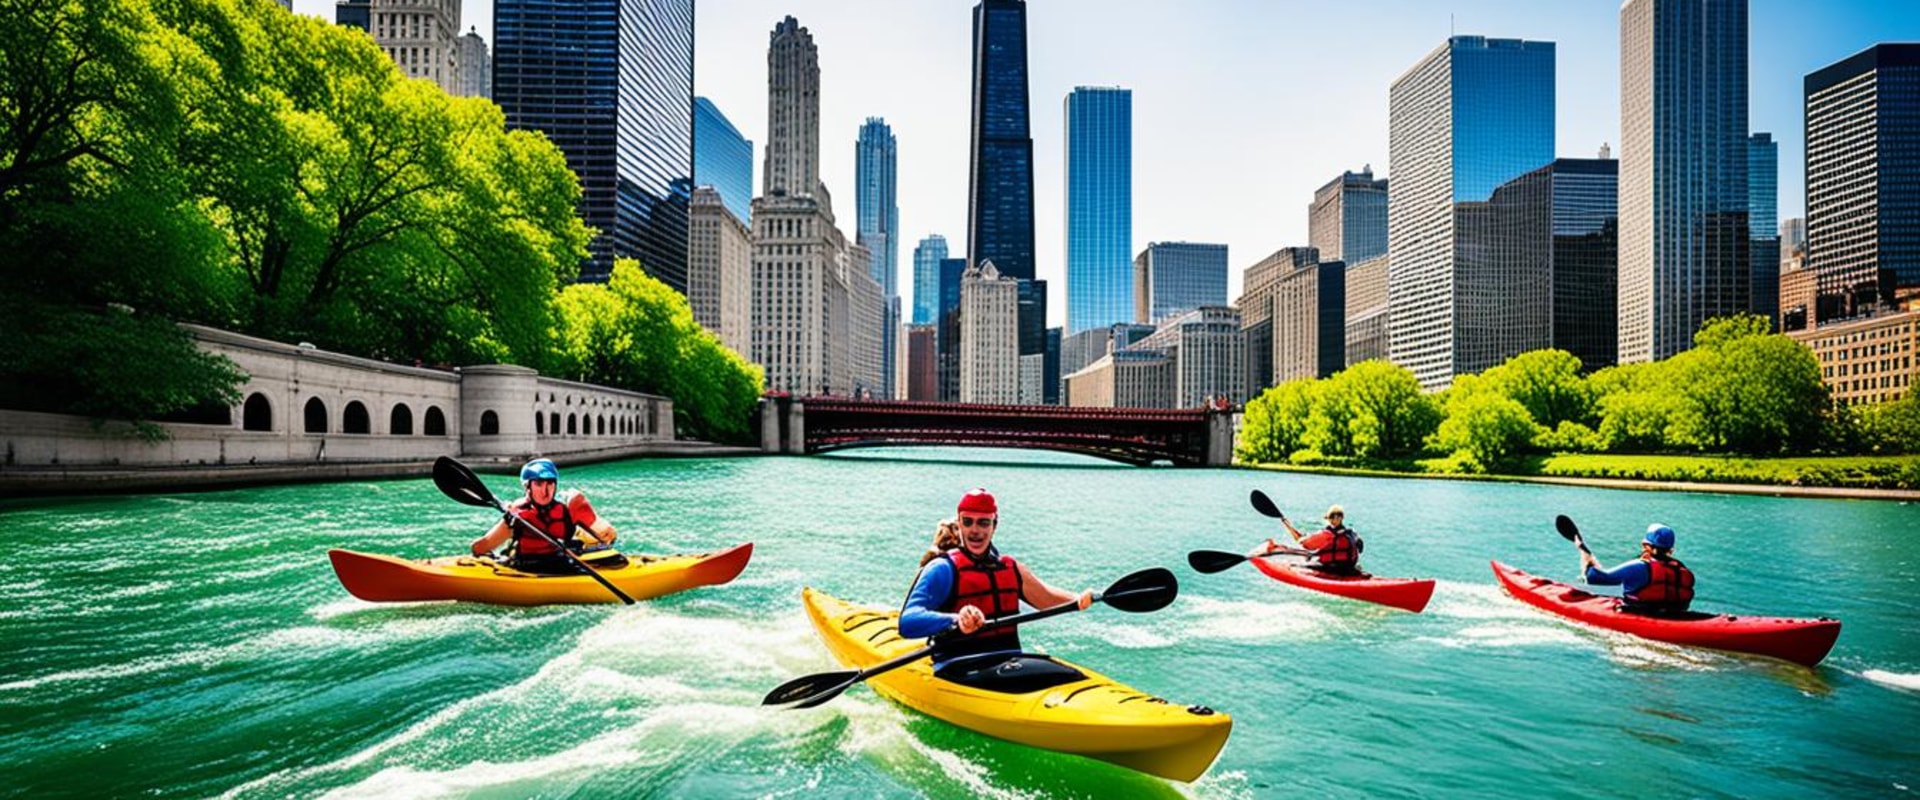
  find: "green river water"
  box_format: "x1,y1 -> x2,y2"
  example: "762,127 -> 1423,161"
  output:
2,448 -> 1916,798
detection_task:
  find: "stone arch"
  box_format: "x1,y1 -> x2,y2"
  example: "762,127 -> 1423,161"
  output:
424,406 -> 447,436
480,410 -> 500,435
304,398 -> 328,433
342,401 -> 371,434
390,403 -> 414,435
243,393 -> 273,431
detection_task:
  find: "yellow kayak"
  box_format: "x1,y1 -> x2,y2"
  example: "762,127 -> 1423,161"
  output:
327,543 -> 751,605
801,587 -> 1231,782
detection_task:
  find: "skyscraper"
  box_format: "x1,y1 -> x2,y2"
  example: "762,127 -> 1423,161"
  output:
688,186 -> 751,355
856,118 -> 899,298
968,0 -> 1043,370
496,0 -> 693,288
912,235 -> 949,325
455,27 -> 490,99
960,262 -> 1020,404
749,17 -> 885,397
856,118 -> 900,399
1388,35 -> 1555,389
1806,44 -> 1920,319
1309,167 -> 1389,265
694,97 -> 754,226
1749,132 -> 1780,326
1134,242 -> 1229,324
1065,86 -> 1133,334
344,0 -> 461,94
937,256 -> 968,401
1619,0 -> 1750,363
1495,159 -> 1621,372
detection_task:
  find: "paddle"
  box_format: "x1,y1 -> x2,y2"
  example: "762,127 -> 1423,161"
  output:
1249,489 -> 1287,521
1554,514 -> 1593,557
430,456 -> 636,605
763,567 -> 1179,709
1186,546 -> 1315,575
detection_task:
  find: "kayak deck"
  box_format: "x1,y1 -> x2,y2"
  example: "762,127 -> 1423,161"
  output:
327,543 -> 752,605
1249,554 -> 1436,613
1490,560 -> 1840,667
801,587 -> 1231,783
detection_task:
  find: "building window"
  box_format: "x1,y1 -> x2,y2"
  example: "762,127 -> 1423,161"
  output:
304,398 -> 328,433
535,411 -> 545,435
343,401 -> 371,434
391,404 -> 414,435
480,410 -> 499,435
567,414 -> 577,435
549,412 -> 559,434
243,393 -> 273,431
424,406 -> 447,436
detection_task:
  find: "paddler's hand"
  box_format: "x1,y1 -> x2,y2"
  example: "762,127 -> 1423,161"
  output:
1076,590 -> 1093,611
1579,551 -> 1599,571
954,605 -> 986,634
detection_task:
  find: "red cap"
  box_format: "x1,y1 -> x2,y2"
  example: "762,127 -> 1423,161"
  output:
957,488 -> 997,515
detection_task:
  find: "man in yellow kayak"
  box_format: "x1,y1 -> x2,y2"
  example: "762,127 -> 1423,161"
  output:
899,488 -> 1093,687
469,458 -> 618,575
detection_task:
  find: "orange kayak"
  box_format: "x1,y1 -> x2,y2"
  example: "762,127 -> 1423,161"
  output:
327,543 -> 752,605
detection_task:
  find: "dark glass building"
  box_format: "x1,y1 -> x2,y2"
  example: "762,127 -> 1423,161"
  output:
495,0 -> 694,290
1749,132 -> 1779,327
1806,44 -> 1920,319
694,97 -> 753,226
937,257 -> 969,401
968,0 -> 1043,361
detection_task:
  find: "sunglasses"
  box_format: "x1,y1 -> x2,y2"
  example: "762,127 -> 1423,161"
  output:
959,516 -> 997,528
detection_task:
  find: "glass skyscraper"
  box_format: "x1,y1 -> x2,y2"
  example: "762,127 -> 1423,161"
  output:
968,0 -> 1035,284
1619,0 -> 1750,362
1806,44 -> 1920,320
1748,132 -> 1779,326
495,0 -> 694,290
1065,86 -> 1133,334
1387,35 -> 1555,389
912,235 -> 949,325
856,118 -> 899,298
694,97 -> 753,226
1134,242 -> 1229,324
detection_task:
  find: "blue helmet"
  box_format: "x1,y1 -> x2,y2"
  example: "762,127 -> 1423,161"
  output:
520,458 -> 559,484
1644,523 -> 1676,550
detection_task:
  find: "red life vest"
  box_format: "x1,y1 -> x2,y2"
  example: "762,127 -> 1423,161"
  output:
506,491 -> 585,557
1315,526 -> 1361,570
932,548 -> 1024,662
1627,554 -> 1694,612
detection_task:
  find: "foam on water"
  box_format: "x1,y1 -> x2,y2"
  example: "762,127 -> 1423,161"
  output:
1419,622 -> 1588,650
1424,579 -> 1541,621
1861,670 -> 1920,692
1149,596 -> 1346,645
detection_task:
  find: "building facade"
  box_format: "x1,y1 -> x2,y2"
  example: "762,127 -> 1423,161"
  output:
1388,35 -> 1555,389
1788,309 -> 1920,406
1619,0 -> 1750,363
1064,349 -> 1173,409
496,0 -> 693,287
912,235 -> 949,326
1750,132 -> 1780,326
856,117 -> 900,400
1135,242 -> 1229,324
694,97 -> 754,227
455,27 -> 489,98
1270,259 -> 1347,382
1238,247 -> 1319,396
688,187 -> 752,356
1805,44 -> 1920,322
960,262 -> 1020,404
347,0 -> 461,94
937,256 -> 969,401
1065,86 -> 1134,334
905,325 -> 938,401
1309,166 -> 1389,265
1344,254 -> 1390,366
1128,306 -> 1247,407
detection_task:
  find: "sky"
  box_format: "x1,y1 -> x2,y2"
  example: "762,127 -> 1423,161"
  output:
289,0 -> 1920,327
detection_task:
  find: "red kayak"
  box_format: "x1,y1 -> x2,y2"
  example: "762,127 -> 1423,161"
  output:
1491,560 -> 1841,667
1249,554 -> 1435,613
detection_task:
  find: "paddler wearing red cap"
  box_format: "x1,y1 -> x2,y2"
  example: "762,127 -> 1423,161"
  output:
898,488 -> 1094,675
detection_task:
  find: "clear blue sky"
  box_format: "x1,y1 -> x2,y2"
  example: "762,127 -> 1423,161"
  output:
290,0 -> 1920,325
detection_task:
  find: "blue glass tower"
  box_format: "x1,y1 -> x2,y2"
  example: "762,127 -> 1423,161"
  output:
1135,243 -> 1228,323
1065,87 -> 1133,334
912,234 -> 948,325
495,0 -> 694,290
968,0 -> 1035,283
1749,132 -> 1779,325
856,118 -> 899,298
1387,35 -> 1555,388
694,97 -> 753,226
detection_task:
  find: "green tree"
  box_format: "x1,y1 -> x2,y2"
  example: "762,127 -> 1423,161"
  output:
1590,361 -> 1681,451
1236,378 -> 1318,463
1323,360 -> 1441,458
1480,349 -> 1593,428
1669,315 -> 1830,454
1431,390 -> 1543,469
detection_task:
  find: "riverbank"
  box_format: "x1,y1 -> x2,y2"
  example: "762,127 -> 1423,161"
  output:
1241,456 -> 1920,501
0,440 -> 762,498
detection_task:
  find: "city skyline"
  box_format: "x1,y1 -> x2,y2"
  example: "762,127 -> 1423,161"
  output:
288,0 -> 1920,326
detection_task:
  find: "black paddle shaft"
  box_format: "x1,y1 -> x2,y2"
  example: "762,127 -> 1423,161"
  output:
1554,514 -> 1593,557
430,456 -> 636,605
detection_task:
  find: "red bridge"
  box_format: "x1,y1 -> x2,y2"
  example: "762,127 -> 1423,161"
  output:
758,396 -> 1235,467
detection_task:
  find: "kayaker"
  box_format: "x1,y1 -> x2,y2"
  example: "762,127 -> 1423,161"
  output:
899,488 -> 1093,679
1581,523 -> 1695,614
469,458 -> 618,575
1260,504 -> 1364,575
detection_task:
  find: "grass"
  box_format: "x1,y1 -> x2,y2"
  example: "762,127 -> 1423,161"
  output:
1242,452 -> 1920,491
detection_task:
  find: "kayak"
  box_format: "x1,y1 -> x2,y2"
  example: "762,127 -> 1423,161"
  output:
1249,554 -> 1436,613
327,543 -> 752,605
800,588 -> 1232,783
1490,560 -> 1841,667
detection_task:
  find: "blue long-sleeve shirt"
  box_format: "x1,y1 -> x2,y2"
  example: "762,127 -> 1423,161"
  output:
899,558 -> 961,639
1584,559 -> 1652,594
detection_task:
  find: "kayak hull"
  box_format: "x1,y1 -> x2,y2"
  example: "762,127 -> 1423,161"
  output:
800,588 -> 1232,783
1490,560 -> 1840,667
327,543 -> 752,605
1249,555 -> 1435,613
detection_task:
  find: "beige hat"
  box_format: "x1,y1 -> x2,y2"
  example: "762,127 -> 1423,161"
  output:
1326,505 -> 1345,518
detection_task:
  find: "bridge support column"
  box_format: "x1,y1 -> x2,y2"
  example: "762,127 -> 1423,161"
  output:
784,399 -> 806,454
1205,409 -> 1235,467
759,397 -> 783,454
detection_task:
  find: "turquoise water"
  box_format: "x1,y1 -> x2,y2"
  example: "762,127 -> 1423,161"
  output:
2,449 -> 1916,798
